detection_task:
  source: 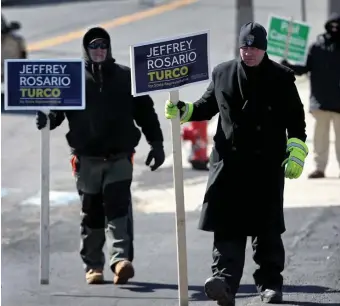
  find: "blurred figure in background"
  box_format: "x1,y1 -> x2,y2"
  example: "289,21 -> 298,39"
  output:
1,14 -> 27,83
1,14 -> 27,110
282,13 -> 340,179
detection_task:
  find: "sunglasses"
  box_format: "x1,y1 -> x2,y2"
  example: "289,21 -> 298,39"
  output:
88,41 -> 109,49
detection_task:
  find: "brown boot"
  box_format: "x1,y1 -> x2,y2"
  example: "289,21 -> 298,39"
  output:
85,269 -> 104,284
113,260 -> 134,284
308,170 -> 325,179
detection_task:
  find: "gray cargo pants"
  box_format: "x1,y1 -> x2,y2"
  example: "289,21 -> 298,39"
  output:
73,154 -> 134,272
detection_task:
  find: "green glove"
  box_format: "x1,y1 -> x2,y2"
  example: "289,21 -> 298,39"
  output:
164,100 -> 193,124
282,138 -> 309,179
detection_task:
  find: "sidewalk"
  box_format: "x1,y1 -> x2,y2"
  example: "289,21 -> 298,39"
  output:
133,78 -> 340,213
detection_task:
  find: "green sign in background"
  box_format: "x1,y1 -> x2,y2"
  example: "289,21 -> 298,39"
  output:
267,16 -> 311,64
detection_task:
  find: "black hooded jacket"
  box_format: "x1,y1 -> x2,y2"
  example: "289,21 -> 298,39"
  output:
49,27 -> 163,156
283,13 -> 340,113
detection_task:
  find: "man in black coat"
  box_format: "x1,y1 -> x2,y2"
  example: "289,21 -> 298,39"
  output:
36,27 -> 165,285
165,22 -> 308,305
282,13 -> 340,179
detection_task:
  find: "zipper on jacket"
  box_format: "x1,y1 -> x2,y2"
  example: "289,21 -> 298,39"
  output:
98,65 -> 103,92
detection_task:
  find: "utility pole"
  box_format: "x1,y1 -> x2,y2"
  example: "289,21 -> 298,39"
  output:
235,0 -> 254,57
301,0 -> 307,21
328,0 -> 340,15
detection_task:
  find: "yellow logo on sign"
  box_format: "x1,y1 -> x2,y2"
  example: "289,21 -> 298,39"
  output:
20,88 -> 61,98
148,66 -> 189,82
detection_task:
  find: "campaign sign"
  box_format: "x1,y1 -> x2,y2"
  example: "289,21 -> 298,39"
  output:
4,59 -> 85,110
267,15 -> 311,65
130,31 -> 210,96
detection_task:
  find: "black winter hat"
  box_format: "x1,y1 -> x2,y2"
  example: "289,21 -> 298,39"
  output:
83,27 -> 111,48
239,22 -> 267,50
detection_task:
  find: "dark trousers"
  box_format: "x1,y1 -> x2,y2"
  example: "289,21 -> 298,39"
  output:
212,232 -> 285,295
74,154 -> 134,272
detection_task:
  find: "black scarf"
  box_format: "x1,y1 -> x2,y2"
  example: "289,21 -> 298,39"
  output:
237,53 -> 270,104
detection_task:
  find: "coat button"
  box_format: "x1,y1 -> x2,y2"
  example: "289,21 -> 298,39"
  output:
232,146 -> 237,151
256,125 -> 261,131
268,106 -> 272,111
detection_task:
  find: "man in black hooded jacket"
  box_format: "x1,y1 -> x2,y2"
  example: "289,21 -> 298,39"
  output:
282,13 -> 340,179
36,27 -> 165,285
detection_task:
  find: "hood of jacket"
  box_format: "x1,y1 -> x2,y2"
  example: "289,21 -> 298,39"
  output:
82,27 -> 116,67
325,12 -> 340,32
324,12 -> 340,43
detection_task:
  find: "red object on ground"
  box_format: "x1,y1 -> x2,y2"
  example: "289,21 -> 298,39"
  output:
182,121 -> 209,170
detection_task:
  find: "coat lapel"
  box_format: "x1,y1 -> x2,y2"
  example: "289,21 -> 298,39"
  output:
236,58 -> 248,101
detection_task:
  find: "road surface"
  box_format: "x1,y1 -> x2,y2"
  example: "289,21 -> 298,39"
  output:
2,1 -> 339,305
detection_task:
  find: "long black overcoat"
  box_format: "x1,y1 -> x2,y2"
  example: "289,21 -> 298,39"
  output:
189,54 -> 307,235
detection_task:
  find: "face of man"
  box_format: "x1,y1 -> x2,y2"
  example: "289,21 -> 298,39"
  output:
240,46 -> 265,67
87,39 -> 109,63
329,21 -> 339,33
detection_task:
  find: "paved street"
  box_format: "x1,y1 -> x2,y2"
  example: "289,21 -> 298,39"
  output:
1,0 -> 340,305
2,206 -> 340,306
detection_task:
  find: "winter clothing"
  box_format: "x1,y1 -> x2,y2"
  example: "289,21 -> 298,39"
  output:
36,27 -> 165,283
281,13 -> 340,113
36,27 -> 164,158
238,22 -> 268,51
281,13 -> 340,177
165,21 -> 308,301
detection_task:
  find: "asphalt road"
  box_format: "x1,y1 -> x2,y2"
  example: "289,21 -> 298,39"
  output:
2,0 -> 339,305
2,206 -> 340,306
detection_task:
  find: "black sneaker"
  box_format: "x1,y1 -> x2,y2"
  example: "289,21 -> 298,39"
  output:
260,289 -> 283,303
204,277 -> 235,306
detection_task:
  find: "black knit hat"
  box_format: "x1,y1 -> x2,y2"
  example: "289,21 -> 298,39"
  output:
239,22 -> 267,51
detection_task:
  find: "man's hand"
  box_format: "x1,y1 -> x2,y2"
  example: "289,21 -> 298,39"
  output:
164,100 -> 193,124
145,142 -> 165,171
282,138 -> 309,179
35,111 -> 56,130
36,111 -> 48,130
